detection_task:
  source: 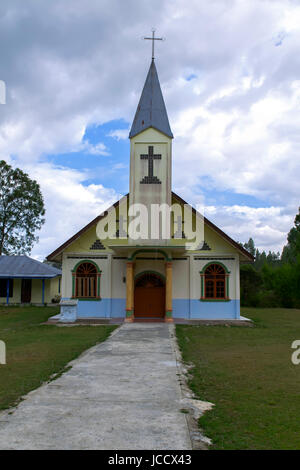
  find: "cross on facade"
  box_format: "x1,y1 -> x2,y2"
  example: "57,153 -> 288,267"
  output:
144,29 -> 164,60
140,145 -> 161,184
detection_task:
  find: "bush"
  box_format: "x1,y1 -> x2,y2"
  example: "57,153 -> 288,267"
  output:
256,290 -> 279,308
241,261 -> 300,308
240,265 -> 262,307
51,295 -> 61,304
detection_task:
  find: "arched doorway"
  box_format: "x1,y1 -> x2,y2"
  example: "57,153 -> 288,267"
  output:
134,272 -> 165,319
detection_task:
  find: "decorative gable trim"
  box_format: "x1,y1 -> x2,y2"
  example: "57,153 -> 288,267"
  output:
90,239 -> 105,250
47,192 -> 254,262
199,241 -> 211,251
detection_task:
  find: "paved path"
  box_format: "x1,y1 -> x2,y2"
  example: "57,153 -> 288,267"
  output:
0,323 -> 192,449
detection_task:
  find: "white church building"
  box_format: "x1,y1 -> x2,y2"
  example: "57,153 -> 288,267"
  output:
47,56 -> 253,323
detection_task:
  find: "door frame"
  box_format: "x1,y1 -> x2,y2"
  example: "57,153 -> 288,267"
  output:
134,271 -> 166,319
21,279 -> 32,303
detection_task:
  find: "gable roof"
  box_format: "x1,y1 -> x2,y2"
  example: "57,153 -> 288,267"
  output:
0,255 -> 61,279
46,197 -> 123,261
171,192 -> 254,261
46,193 -> 254,262
129,59 -> 173,139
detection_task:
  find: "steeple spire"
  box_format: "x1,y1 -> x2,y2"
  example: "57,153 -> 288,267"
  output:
129,59 -> 173,139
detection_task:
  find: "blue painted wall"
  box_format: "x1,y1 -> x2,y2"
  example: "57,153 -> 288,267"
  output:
64,297 -> 240,319
76,298 -> 126,318
111,299 -> 126,318
172,299 -> 240,319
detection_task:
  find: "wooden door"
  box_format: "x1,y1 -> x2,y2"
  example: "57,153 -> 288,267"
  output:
134,273 -> 165,319
21,279 -> 32,303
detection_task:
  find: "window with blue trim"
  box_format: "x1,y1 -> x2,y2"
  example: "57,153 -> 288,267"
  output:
0,279 -> 13,298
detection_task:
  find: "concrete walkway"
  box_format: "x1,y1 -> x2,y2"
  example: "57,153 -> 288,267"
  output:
0,323 -> 192,450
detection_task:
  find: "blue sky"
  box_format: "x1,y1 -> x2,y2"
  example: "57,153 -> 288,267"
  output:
0,0 -> 299,259
47,117 -> 269,208
48,120 -> 131,194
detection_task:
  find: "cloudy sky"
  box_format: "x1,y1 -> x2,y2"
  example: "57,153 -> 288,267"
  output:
1,0 -> 299,259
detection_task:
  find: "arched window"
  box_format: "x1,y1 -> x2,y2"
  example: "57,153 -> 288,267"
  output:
135,273 -> 164,288
75,262 -> 99,298
202,263 -> 228,300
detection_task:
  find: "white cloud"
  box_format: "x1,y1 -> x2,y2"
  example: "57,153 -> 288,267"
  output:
204,204 -> 291,253
81,141 -> 109,156
0,0 -> 299,256
107,129 -> 129,141
26,162 -> 119,260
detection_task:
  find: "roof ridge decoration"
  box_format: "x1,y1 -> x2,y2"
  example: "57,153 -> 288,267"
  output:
89,239 -> 105,250
129,59 -> 173,139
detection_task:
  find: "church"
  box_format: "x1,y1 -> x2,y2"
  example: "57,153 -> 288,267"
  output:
47,53 -> 253,323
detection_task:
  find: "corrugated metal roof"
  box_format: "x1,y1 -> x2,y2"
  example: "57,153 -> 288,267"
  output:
0,256 -> 61,278
129,59 -> 173,139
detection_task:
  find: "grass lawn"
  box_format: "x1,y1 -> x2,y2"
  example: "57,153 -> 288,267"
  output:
176,308 -> 300,450
0,306 -> 117,411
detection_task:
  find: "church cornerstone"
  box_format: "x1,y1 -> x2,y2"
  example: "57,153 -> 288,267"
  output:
59,299 -> 78,322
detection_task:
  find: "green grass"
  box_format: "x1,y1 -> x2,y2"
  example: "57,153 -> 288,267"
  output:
176,308 -> 300,450
0,306 -> 117,411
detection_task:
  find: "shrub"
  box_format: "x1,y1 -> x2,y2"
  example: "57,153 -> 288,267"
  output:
51,295 -> 61,304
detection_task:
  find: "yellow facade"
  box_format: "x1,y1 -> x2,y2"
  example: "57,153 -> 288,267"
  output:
0,276 -> 61,305
60,192 -> 243,258
46,57 -> 253,322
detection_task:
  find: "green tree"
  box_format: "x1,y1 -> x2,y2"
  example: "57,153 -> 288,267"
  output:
244,237 -> 256,257
266,250 -> 280,266
240,264 -> 262,306
281,207 -> 300,263
0,160 -> 45,255
254,249 -> 267,270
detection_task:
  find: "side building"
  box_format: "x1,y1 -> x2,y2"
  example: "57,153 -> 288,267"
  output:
0,255 -> 61,305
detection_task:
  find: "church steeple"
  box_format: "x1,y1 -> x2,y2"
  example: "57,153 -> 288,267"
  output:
129,57 -> 173,245
129,59 -> 173,139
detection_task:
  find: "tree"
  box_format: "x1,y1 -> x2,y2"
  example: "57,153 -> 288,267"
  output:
43,259 -> 61,270
244,237 -> 256,257
254,248 -> 267,270
240,264 -> 262,306
239,216 -> 300,307
281,207 -> 300,264
0,160 -> 45,255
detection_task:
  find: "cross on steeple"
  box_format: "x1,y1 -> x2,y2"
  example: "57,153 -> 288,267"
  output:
140,146 -> 161,184
144,29 -> 164,60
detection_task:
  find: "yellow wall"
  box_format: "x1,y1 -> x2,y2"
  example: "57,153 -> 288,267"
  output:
0,279 -> 21,304
0,276 -> 61,305
57,185 -> 245,262
62,198 -> 241,257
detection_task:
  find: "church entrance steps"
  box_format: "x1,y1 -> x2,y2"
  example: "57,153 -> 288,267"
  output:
134,317 -> 165,323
